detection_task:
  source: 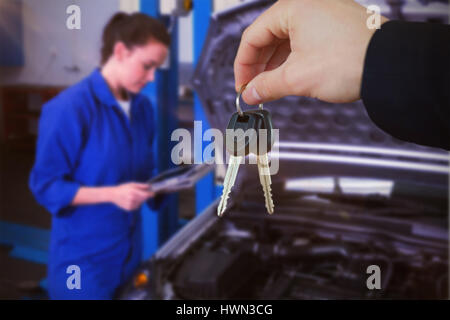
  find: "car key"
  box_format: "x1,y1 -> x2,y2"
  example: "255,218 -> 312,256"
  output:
217,111 -> 263,216
247,109 -> 275,214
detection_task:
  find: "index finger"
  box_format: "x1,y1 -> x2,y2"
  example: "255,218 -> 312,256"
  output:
234,1 -> 290,91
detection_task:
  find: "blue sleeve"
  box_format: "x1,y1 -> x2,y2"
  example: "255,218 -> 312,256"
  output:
29,97 -> 86,216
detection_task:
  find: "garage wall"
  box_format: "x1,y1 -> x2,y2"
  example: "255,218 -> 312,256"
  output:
0,0 -> 121,87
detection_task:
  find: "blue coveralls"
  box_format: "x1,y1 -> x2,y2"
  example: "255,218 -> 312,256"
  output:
29,69 -> 159,299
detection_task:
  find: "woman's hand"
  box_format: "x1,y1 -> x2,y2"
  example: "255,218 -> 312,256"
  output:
109,182 -> 155,211
234,0 -> 389,105
71,182 -> 155,211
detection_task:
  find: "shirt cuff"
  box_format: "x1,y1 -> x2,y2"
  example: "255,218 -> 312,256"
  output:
46,181 -> 81,216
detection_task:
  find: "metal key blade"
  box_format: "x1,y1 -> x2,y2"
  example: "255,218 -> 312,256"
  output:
257,153 -> 274,214
217,155 -> 243,216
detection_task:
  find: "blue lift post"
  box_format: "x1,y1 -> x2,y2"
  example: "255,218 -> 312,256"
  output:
140,0 -> 180,260
193,0 -> 223,215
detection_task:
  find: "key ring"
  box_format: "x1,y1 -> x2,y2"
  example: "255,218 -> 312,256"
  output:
236,84 -> 263,116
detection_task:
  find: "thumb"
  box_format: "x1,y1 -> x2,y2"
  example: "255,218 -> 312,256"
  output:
241,56 -> 299,105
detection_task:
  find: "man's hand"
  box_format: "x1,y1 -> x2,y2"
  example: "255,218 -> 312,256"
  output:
234,0 -> 388,105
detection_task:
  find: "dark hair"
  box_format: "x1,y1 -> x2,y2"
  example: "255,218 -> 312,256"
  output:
101,12 -> 171,65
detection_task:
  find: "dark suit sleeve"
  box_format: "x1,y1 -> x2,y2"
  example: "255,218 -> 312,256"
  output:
361,20 -> 450,150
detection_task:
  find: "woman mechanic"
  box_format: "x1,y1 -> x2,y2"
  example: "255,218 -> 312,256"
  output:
29,13 -> 170,299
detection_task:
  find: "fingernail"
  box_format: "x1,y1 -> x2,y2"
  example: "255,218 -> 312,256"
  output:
251,87 -> 262,102
243,86 -> 262,104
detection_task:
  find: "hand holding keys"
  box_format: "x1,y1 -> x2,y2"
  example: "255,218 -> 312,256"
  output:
217,85 -> 275,216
